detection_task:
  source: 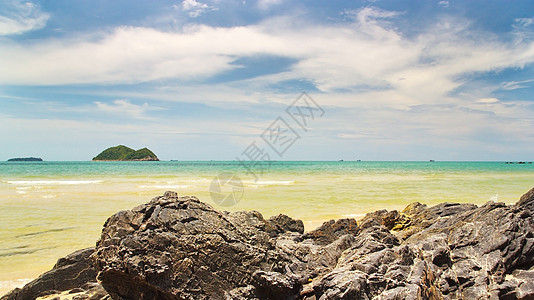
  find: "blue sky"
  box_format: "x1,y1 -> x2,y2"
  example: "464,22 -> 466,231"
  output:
0,0 -> 533,161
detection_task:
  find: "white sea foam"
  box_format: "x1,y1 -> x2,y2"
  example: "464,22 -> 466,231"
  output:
137,185 -> 189,189
6,180 -> 103,186
147,179 -> 210,183
342,213 -> 366,219
186,179 -> 211,183
0,278 -> 32,290
245,180 -> 295,186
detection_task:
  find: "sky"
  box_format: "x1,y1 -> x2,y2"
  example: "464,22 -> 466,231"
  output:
0,0 -> 533,161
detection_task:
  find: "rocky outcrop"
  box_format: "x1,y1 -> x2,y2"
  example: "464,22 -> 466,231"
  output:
4,188 -> 534,299
92,192 -> 302,300
91,189 -> 534,299
1,248 -> 108,300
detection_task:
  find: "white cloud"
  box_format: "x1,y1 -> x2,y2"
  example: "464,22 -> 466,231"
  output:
476,98 -> 499,104
515,18 -> 533,28
352,6 -> 401,23
181,0 -> 217,18
322,96 -> 534,157
513,17 -> 534,44
438,1 -> 449,8
0,108 -> 281,160
337,133 -> 368,139
257,0 -> 283,10
94,99 -> 163,119
501,79 -> 534,90
0,6 -> 533,111
0,0 -> 49,35
0,26 -> 233,84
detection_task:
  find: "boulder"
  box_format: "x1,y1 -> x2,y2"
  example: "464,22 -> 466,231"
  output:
1,248 -> 108,300
5,187 -> 534,299
92,191 -> 303,300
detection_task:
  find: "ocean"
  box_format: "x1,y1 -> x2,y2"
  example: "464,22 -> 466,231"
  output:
0,160 -> 533,295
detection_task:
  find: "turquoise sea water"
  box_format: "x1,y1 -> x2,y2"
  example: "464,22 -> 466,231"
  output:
0,160 -> 533,294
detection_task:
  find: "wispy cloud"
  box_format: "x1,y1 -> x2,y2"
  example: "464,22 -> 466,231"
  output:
337,132 -> 368,139
180,0 -> 218,18
2,6 -> 533,99
257,0 -> 283,10
501,79 -> 534,91
0,0 -> 49,35
515,18 -> 533,28
513,17 -> 534,43
438,1 -> 449,8
94,99 -> 164,120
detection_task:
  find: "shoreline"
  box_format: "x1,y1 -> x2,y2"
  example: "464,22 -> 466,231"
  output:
0,218 -> 340,297
0,216 -> 353,296
3,187 -> 534,299
0,198 -> 525,297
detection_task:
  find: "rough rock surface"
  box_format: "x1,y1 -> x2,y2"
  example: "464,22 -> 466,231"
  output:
4,188 -> 534,299
92,191 -> 302,300
1,248 -> 108,300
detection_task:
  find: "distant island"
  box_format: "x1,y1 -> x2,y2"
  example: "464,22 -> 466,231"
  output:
7,157 -> 43,162
92,145 -> 159,161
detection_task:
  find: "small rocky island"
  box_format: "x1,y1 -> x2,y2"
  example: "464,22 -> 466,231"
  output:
7,157 -> 43,162
92,145 -> 159,161
3,188 -> 534,300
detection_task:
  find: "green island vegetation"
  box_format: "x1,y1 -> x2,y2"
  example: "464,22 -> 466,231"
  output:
92,145 -> 159,161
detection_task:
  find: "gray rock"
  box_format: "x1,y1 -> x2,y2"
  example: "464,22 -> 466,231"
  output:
91,188 -> 534,299
93,193 -> 302,300
6,187 -> 534,300
1,248 -> 107,300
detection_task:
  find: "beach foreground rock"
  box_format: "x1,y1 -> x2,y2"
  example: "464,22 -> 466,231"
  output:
3,188 -> 534,300
1,247 -> 107,300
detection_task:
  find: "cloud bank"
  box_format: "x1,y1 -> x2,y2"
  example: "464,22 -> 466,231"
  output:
1,4 -> 533,160
1,7 -> 533,102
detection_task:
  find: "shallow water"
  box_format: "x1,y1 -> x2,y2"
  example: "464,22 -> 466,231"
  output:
0,161 -> 533,295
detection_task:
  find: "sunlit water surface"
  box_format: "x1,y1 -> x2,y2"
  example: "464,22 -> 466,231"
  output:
1,161 -> 532,295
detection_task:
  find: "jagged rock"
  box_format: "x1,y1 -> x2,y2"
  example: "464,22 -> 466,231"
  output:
5,187 -> 534,300
95,189 -> 534,299
92,192 -> 302,300
1,248 -> 107,300
267,214 -> 305,235
89,188 -> 534,299
518,187 -> 534,210
301,218 -> 358,245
